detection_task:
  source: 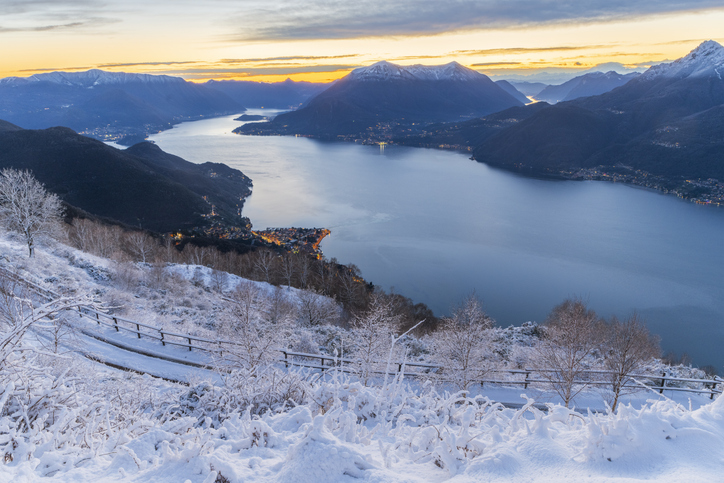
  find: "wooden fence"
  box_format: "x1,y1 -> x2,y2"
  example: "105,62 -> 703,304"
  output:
3,266 -> 722,399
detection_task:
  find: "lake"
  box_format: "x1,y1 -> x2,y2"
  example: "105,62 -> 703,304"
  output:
149,112 -> 724,370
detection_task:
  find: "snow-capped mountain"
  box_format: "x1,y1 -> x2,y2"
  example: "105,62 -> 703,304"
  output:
473,40 -> 724,184
349,61 -> 484,82
0,69 -> 240,143
641,40 -> 724,80
0,69 -> 185,87
236,60 -> 523,137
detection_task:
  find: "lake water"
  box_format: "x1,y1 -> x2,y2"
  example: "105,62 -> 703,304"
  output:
149,112 -> 724,370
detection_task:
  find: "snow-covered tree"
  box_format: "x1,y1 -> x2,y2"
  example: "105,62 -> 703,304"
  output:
0,270 -> 89,368
533,298 -> 604,408
296,289 -> 339,327
349,294 -> 401,386
433,295 -> 495,392
218,281 -> 289,372
0,169 -> 63,257
603,313 -> 660,411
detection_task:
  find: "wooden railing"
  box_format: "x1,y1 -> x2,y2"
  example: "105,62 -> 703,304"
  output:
3,266 -> 722,399
278,350 -> 723,399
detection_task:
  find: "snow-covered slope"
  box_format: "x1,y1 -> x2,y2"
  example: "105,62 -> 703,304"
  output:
641,40 -> 724,80
349,61 -> 484,82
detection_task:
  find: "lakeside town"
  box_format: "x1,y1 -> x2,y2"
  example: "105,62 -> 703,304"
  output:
564,166 -> 724,206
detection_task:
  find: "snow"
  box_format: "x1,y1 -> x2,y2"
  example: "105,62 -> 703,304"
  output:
0,69 -> 186,87
1,233 -> 723,481
349,61 -> 484,82
640,40 -> 724,80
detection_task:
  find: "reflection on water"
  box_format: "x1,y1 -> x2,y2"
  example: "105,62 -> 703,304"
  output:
150,112 -> 724,370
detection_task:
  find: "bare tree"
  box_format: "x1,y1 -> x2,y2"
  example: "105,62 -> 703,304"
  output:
280,253 -> 296,288
263,286 -> 297,325
0,270 -> 88,368
603,313 -> 661,411
0,169 -> 63,257
534,298 -> 604,408
296,255 -> 312,289
253,249 -> 277,283
296,289 -> 340,327
67,218 -> 122,259
124,231 -> 157,263
433,295 -> 495,393
209,269 -> 228,293
349,294 -> 401,386
219,281 -> 287,372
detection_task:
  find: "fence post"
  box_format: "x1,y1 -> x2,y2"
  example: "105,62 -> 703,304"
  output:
660,372 -> 666,394
160,331 -> 165,346
136,323 -> 141,339
711,381 -> 718,400
96,312 -> 100,325
113,317 -> 119,332
284,351 -> 289,368
188,337 -> 192,351
524,371 -> 531,389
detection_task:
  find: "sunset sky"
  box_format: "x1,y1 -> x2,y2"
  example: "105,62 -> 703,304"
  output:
2,1 -> 724,83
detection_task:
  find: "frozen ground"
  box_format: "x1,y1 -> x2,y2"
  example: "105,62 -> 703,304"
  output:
1,234 -> 722,482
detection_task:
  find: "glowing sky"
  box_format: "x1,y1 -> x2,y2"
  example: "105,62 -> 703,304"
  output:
2,1 -> 724,83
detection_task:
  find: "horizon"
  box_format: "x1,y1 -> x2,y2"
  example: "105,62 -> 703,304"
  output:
1,1 -> 724,84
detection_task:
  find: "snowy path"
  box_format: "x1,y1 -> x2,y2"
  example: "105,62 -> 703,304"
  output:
30,325 -> 220,385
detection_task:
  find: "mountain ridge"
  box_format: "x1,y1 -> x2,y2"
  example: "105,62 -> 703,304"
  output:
0,124 -> 252,233
235,60 -> 523,139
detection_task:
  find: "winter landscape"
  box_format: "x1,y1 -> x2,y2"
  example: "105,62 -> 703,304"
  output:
3,1 -> 724,482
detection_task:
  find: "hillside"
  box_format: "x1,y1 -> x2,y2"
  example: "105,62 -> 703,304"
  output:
205,78 -> 327,109
0,125 -> 252,232
534,71 -> 639,103
0,229 -> 722,483
235,61 -> 523,139
469,41 -> 724,195
0,69 -> 242,144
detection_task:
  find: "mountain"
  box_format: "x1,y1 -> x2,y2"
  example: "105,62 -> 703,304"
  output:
393,103 -> 550,150
0,124 -> 251,232
0,69 -> 242,145
534,71 -> 639,104
204,78 -> 327,109
495,80 -> 531,104
235,61 -> 523,138
507,81 -> 548,97
472,41 -> 724,182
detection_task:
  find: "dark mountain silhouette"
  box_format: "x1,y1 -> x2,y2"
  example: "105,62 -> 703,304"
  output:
473,41 -> 724,181
0,70 -> 242,145
235,61 -> 523,138
495,80 -> 531,104
205,78 -> 327,109
0,124 -> 251,232
394,103 -> 550,150
534,71 -> 639,104
507,81 -> 548,97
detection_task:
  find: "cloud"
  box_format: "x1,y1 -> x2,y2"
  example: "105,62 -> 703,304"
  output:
98,61 -> 201,68
219,55 -> 360,64
454,45 -> 609,56
471,62 -> 522,67
0,1 -> 118,35
18,65 -> 94,73
153,64 -> 357,77
224,1 -> 724,41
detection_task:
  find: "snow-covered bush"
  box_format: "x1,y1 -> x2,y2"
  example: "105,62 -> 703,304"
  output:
430,295 -> 496,393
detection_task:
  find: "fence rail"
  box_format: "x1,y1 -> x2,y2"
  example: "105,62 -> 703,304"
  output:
278,350 -> 723,399
3,266 -> 722,399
